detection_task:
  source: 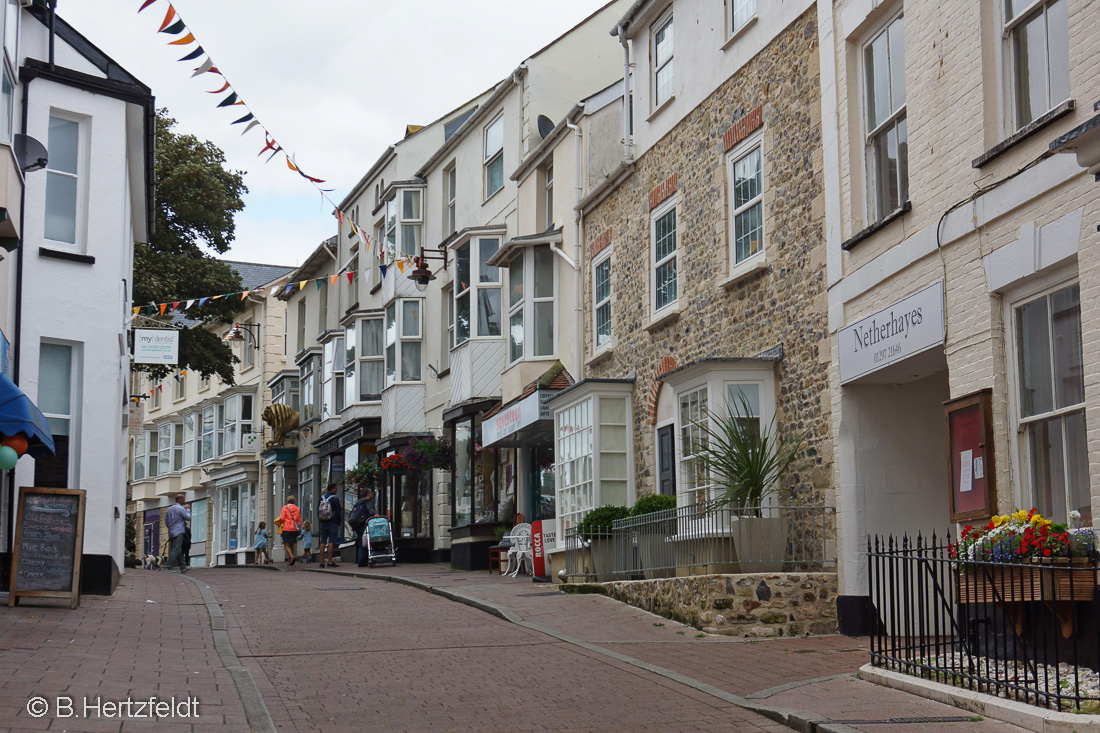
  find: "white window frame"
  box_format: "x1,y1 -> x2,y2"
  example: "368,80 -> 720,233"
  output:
1002,0 -> 1070,134
174,372 -> 186,401
321,336 -> 345,419
201,374 -> 211,392
399,187 -> 423,258
270,376 -> 300,414
357,316 -> 384,400
544,165 -> 554,230
298,353 -> 320,422
726,131 -> 766,278
728,0 -> 757,38
442,284 -> 454,370
144,429 -> 159,478
484,114 -> 505,200
592,248 -> 613,353
453,236 -> 502,345
384,299 -> 423,387
506,245 -> 556,365
1005,271 -> 1087,524
650,196 -> 679,317
651,7 -> 674,110
444,164 -> 457,236
151,380 -> 161,409
132,432 -> 147,481
155,423 -> 172,477
182,412 -> 196,468
43,111 -> 87,251
861,10 -> 908,225
200,404 -> 215,462
219,392 -> 255,455
385,198 -> 397,261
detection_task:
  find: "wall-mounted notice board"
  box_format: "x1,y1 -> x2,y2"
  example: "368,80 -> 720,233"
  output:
8,487 -> 86,609
944,390 -> 996,523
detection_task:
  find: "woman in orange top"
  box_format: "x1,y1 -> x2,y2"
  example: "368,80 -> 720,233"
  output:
278,497 -> 302,566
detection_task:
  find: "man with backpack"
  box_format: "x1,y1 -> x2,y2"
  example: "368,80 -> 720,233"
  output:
317,483 -> 342,568
348,487 -> 377,567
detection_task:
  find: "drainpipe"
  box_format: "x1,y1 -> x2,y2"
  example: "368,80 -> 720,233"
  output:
616,24 -> 633,163
567,114 -> 583,382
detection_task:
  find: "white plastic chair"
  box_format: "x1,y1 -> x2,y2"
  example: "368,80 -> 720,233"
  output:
506,523 -> 532,577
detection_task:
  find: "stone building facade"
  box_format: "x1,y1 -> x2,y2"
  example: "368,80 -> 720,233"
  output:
582,7 -> 832,508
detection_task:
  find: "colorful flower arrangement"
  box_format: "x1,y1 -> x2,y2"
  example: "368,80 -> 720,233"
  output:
950,508 -> 1096,569
380,454 -> 409,471
344,459 -> 380,490
402,436 -> 452,471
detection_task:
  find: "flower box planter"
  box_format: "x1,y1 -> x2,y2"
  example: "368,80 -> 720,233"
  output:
957,565 -> 1042,604
1040,559 -> 1097,602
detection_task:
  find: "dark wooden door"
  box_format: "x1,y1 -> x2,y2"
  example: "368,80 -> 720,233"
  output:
657,425 -> 676,496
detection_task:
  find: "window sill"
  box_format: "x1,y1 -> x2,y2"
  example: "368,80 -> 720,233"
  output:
39,246 -> 94,265
720,255 -> 767,289
644,305 -> 681,333
647,94 -> 676,122
721,15 -> 757,50
841,200 -> 912,251
482,185 -> 505,207
586,345 -> 614,367
972,99 -> 1075,168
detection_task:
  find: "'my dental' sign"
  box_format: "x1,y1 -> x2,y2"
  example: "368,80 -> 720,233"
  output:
134,329 -> 180,365
838,280 -> 944,384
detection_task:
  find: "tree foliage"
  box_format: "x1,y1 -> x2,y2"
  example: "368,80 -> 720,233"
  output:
132,110 -> 248,385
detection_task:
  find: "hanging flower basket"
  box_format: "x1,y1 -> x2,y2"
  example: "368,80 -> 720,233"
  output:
402,436 -> 452,472
344,459 -> 380,490
380,454 -> 409,473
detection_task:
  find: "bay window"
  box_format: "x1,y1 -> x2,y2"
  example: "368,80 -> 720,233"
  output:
358,317 -> 384,399
400,189 -> 422,258
220,393 -> 254,453
454,237 -> 502,345
385,299 -> 422,387
132,432 -> 147,481
1004,0 -> 1069,130
1014,283 -> 1087,524
182,412 -> 196,467
173,422 -> 184,471
321,337 -> 345,419
344,321 -> 356,408
679,388 -> 710,506
507,244 -> 555,364
156,424 -> 172,477
200,405 -> 215,462
270,377 -> 299,413
385,199 -> 397,258
299,353 -> 320,422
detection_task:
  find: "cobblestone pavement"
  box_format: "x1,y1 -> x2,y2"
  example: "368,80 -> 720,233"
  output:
0,570 -> 250,732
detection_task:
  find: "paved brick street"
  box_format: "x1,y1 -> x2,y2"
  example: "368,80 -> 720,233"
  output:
0,564 -> 1034,732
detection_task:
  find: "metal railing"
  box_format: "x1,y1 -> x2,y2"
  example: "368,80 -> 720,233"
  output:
562,501 -> 835,582
868,534 -> 1100,711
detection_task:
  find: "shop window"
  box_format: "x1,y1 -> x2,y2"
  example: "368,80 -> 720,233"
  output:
190,498 -> 207,544
863,11 -> 908,223
298,466 -> 316,530
1014,283 -> 1087,524
220,482 -> 256,552
384,300 -> 422,387
1004,0 -> 1069,131
651,198 -> 678,315
593,251 -> 612,350
452,415 -> 498,526
507,244 -> 555,364
453,236 -> 502,345
652,8 -> 674,108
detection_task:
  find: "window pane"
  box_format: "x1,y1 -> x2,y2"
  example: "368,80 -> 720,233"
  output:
734,148 -> 761,208
595,259 -> 611,304
865,31 -> 890,129
897,116 -> 909,206
477,288 -> 501,336
655,209 -> 676,262
402,190 -> 421,220
1028,416 -> 1065,522
727,383 -> 760,415
486,155 -> 503,197
1050,284 -> 1084,408
48,116 -> 78,174
1046,0 -> 1070,107
509,311 -> 524,362
533,245 -> 554,298
655,260 -> 677,310
509,256 -> 524,307
733,0 -> 755,29
479,239 -> 499,282
655,59 -> 674,106
533,301 -> 554,356
888,16 -> 906,109
385,344 -> 396,385
596,302 -> 611,347
401,224 -> 419,257
456,243 -> 470,291
1065,410 -> 1090,523
1016,296 -> 1053,417
1013,11 -> 1049,126
0,72 -> 12,144
361,361 -> 383,397
45,172 -> 77,243
362,318 -> 383,356
401,300 -> 420,338
385,305 -> 396,346
401,341 -> 421,382
38,343 -> 72,416
655,17 -> 673,67
735,202 -> 763,263
485,116 -> 503,157
871,124 -> 900,217
456,292 -> 470,343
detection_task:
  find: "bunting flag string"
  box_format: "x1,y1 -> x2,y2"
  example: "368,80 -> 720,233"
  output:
134,0 -> 433,307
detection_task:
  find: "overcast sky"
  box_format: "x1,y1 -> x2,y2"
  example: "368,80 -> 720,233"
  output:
57,0 -> 613,268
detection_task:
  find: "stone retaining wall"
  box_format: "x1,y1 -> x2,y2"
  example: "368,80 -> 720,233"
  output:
601,573 -> 838,638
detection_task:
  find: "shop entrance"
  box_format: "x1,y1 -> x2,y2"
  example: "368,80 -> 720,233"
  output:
526,445 -> 556,523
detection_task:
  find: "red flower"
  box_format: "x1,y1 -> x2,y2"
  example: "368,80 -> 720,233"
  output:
1043,548 -> 1051,557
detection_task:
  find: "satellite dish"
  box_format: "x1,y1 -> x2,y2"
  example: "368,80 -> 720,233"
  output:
536,115 -> 555,139
14,134 -> 48,173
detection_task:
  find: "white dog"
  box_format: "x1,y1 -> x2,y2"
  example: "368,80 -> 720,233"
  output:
143,554 -> 163,570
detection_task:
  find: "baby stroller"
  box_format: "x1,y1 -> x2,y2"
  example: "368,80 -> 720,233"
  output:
363,517 -> 396,567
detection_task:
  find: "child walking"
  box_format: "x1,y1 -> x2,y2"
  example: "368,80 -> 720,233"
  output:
300,521 -> 314,564
253,522 -> 270,564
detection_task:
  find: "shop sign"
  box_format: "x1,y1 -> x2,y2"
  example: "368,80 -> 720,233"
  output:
483,391 -> 550,446
838,281 -> 945,384
532,520 -> 547,578
133,328 -> 179,365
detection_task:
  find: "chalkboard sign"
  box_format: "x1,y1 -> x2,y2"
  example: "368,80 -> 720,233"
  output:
8,487 -> 86,609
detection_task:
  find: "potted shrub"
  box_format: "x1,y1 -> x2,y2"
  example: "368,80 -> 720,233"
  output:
576,505 -> 631,582
693,392 -> 806,571
630,494 -> 677,579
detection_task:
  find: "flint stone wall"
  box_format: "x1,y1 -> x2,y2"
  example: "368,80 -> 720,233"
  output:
602,572 -> 838,638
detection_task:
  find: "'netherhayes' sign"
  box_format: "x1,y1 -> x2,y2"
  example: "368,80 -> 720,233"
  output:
133,328 -> 180,365
838,281 -> 944,384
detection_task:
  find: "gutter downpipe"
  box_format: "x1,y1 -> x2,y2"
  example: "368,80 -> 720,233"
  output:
567,112 -> 583,381
616,24 -> 633,163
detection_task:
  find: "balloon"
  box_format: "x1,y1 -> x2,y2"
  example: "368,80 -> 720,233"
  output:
3,434 -> 28,456
0,445 -> 17,470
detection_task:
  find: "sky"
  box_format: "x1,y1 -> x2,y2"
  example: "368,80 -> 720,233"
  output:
57,0 -> 615,268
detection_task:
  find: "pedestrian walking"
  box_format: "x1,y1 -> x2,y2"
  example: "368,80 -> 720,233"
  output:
278,497 -> 302,566
348,487 -> 377,567
253,521 -> 270,564
300,521 -> 314,563
318,483 -> 342,568
165,493 -> 191,573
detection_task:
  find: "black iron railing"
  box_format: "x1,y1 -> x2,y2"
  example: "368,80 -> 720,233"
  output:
868,534 -> 1100,711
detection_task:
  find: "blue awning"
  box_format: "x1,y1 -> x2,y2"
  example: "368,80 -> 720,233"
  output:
0,372 -> 56,457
